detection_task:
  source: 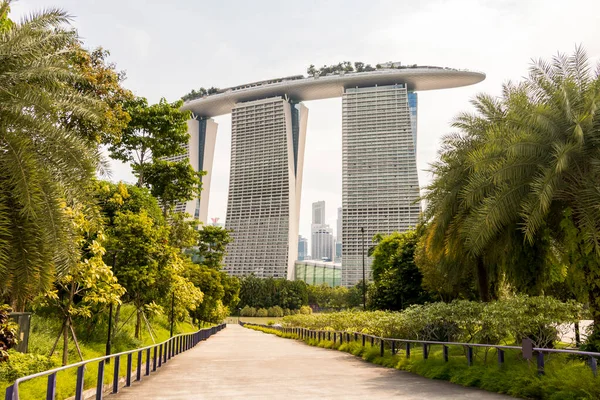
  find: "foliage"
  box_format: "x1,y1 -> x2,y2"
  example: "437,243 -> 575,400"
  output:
256,308 -> 268,317
108,97 -> 190,181
240,306 -> 257,317
62,45 -> 133,145
184,263 -> 237,324
420,47 -> 600,313
307,283 -> 361,310
181,86 -> 219,102
194,225 -> 233,269
299,306 -> 312,315
267,306 -> 284,317
238,276 -> 308,310
0,305 -> 17,361
144,158 -> 204,215
283,296 -> 581,348
0,351 -> 56,381
369,230 -> 431,310
0,1 -> 105,310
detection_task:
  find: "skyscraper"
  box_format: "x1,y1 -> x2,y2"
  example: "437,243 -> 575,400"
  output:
164,118 -> 218,223
312,200 -> 325,225
312,225 -> 334,261
223,97 -> 308,279
341,84 -> 420,286
180,66 -> 484,281
298,235 -> 308,261
336,207 -> 342,240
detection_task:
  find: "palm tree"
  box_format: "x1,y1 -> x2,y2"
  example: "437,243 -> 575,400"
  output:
455,47 -> 600,330
0,1 -> 102,310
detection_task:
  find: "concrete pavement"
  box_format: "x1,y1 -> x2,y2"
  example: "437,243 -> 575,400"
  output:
108,324 -> 512,399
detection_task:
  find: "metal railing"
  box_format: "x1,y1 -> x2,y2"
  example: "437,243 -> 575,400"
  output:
5,324 -> 226,400
240,321 -> 600,376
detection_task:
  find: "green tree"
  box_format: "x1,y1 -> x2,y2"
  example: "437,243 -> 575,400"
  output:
62,46 -> 133,145
38,204 -> 124,365
0,3 -> 105,309
108,97 -> 192,188
369,231 -> 431,310
195,225 -> 233,269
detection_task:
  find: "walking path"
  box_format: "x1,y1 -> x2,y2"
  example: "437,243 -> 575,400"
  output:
109,324 -> 512,399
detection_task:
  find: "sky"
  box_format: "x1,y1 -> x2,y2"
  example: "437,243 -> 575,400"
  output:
12,0 -> 600,245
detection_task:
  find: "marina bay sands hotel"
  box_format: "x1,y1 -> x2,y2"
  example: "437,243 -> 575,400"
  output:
181,65 -> 485,286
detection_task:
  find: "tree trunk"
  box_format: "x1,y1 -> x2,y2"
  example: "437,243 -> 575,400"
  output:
588,283 -> 600,338
113,303 -> 121,339
476,257 -> 491,302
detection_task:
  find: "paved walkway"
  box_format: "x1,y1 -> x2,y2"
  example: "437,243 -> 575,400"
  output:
109,324 -> 512,399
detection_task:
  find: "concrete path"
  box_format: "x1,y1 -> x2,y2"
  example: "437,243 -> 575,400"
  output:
109,324 -> 512,399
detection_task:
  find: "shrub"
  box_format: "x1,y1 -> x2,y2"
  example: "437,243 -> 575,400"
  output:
240,305 -> 257,317
268,306 -> 284,317
299,306 -> 312,315
0,350 -> 57,381
256,308 -> 268,317
0,305 -> 18,362
282,296 -> 581,348
283,308 -> 291,316
267,320 -> 275,326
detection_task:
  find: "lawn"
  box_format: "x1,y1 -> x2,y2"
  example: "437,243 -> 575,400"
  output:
0,305 -> 200,400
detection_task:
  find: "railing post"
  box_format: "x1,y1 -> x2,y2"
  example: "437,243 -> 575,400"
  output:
5,384 -> 15,400
113,356 -> 120,393
370,336 -> 374,347
391,341 -> 396,355
443,345 -> 448,362
146,348 -> 151,376
158,344 -> 163,367
126,353 -> 132,387
75,365 -> 85,400
340,332 -> 343,344
380,339 -> 384,357
362,334 -> 365,347
333,332 -> 337,345
46,372 -> 57,400
406,342 -> 411,359
354,333 -> 358,342
498,349 -> 505,366
537,352 -> 545,375
466,346 -> 473,366
423,343 -> 428,360
136,351 -> 142,381
96,360 -> 105,400
153,346 -> 157,372
590,357 -> 598,377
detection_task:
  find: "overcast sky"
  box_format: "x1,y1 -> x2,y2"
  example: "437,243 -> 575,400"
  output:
12,0 -> 600,244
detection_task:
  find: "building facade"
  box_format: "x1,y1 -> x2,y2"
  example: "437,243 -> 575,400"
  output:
311,225 -> 334,261
298,235 -> 308,261
294,260 -> 342,287
223,97 -> 308,279
163,118 -> 218,223
180,66 -> 485,282
341,84 -> 421,286
312,200 -> 325,225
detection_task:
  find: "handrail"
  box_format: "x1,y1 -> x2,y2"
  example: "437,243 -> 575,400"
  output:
240,321 -> 599,377
5,323 -> 226,400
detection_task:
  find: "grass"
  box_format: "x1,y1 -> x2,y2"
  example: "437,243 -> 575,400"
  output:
244,324 -> 600,400
234,316 -> 283,325
0,305 -> 200,400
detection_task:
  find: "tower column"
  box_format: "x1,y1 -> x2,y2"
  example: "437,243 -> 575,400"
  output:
224,97 -> 308,279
